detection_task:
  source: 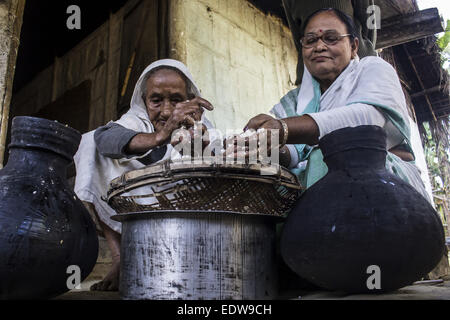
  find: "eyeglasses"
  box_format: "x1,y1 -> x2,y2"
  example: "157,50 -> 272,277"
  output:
300,31 -> 351,48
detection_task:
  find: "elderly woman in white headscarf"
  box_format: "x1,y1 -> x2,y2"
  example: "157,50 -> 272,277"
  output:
244,8 -> 429,201
74,59 -> 213,291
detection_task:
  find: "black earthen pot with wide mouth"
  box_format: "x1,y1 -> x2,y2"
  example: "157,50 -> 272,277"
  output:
281,125 -> 445,293
0,116 -> 98,300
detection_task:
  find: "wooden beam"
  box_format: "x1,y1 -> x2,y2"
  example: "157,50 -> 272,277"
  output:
432,99 -> 450,105
403,45 -> 438,122
410,85 -> 446,99
376,8 -> 444,50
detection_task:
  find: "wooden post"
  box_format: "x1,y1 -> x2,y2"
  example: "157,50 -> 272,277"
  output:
0,0 -> 26,168
104,11 -> 123,123
167,0 -> 187,62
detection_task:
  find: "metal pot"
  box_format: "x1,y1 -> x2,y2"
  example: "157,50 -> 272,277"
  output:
113,211 -> 281,300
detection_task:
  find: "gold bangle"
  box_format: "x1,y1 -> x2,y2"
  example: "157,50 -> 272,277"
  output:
279,119 -> 289,147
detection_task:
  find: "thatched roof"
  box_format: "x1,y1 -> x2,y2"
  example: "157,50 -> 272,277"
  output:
381,0 -> 449,122
397,37 -> 449,122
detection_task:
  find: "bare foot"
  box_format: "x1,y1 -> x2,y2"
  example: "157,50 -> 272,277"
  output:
90,259 -> 120,292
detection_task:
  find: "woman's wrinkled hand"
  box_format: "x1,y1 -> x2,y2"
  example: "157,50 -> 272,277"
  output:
158,97 -> 214,143
171,122 -> 211,158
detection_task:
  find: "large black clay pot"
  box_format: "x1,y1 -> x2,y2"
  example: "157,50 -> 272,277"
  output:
0,117 -> 98,299
280,125 -> 445,293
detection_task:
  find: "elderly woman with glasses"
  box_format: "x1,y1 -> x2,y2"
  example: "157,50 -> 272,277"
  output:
282,0 -> 378,85
244,8 -> 429,200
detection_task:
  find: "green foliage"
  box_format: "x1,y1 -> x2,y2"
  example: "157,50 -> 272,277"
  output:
437,19 -> 450,50
437,20 -> 450,71
421,120 -> 450,203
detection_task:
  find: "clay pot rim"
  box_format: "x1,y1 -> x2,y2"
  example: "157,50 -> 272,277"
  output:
9,116 -> 81,161
319,125 -> 388,160
12,116 -> 81,136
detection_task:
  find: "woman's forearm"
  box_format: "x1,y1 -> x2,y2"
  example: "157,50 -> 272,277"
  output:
389,146 -> 414,162
307,104 -> 386,140
284,115 -> 320,146
125,132 -> 168,155
94,123 -> 140,159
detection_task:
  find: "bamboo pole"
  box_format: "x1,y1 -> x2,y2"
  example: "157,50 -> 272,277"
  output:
0,0 -> 26,168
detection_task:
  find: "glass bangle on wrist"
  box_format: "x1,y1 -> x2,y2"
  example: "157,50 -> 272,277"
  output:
279,119 -> 289,147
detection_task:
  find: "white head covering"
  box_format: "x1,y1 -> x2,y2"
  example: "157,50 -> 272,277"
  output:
115,59 -> 211,133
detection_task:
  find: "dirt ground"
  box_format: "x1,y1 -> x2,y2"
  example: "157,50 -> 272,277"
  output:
55,278 -> 450,300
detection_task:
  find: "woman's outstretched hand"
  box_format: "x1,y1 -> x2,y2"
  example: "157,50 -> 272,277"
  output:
244,114 -> 286,148
221,114 -> 286,165
244,114 -> 283,134
246,114 -> 320,146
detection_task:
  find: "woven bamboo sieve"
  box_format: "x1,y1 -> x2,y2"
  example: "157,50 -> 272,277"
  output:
106,160 -> 303,217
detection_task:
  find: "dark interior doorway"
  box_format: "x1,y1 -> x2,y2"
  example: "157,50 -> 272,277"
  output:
13,0 -> 128,95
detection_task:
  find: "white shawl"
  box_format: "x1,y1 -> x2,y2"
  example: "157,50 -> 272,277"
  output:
272,56 -> 412,149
